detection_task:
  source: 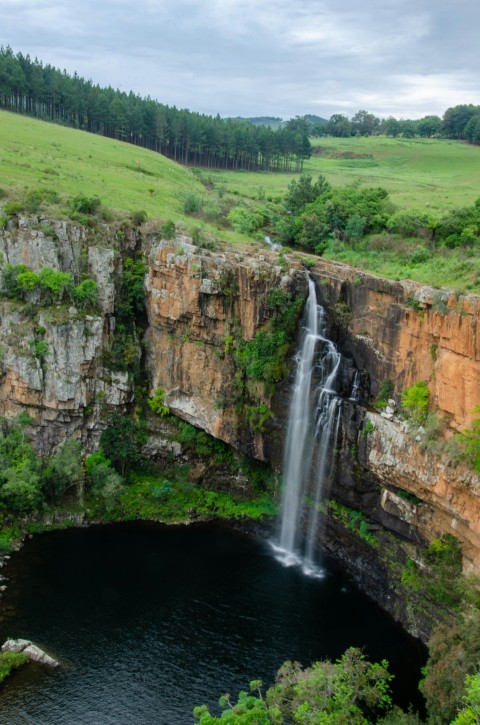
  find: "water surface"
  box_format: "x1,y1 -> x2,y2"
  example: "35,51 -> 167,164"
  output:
0,522 -> 425,724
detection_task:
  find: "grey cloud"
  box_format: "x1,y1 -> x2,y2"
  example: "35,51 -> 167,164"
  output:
0,0 -> 479,118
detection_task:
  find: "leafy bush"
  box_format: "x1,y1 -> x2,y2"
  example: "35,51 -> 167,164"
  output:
386,210 -> 430,237
72,279 -> 98,309
2,201 -> 24,217
43,439 -> 82,504
401,381 -> 429,422
147,388 -> 170,417
85,451 -> 125,512
100,414 -> 146,477
0,417 -> 44,513
456,406 -> 480,473
130,210 -> 147,226
377,379 -> 394,405
227,206 -> 266,234
284,173 -> 330,214
246,404 -> 273,433
24,188 -> 59,213
194,647 -> 394,723
182,193 -> 204,214
451,673 -> 480,725
161,220 -> 176,239
71,195 -> 101,214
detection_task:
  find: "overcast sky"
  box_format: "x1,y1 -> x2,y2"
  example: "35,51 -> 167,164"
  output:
1,0 -> 479,120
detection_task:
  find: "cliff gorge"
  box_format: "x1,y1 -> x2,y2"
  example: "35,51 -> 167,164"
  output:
1,215 -> 480,637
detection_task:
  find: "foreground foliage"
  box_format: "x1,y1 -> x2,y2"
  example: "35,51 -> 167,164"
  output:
194,648 -> 395,724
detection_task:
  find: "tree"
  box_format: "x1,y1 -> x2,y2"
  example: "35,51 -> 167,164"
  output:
284,174 -> 330,215
456,406 -> 480,473
100,413 -> 145,477
194,648 -> 395,724
442,105 -> 480,139
85,451 -> 125,512
421,609 -> 480,724
401,382 -> 429,423
43,439 -> 82,504
327,114 -> 353,137
0,417 -> 44,513
417,115 -> 442,138
351,110 -> 380,136
451,673 -> 480,725
72,279 -> 98,309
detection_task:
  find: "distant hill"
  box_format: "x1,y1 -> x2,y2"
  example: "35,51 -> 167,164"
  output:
304,115 -> 328,125
232,116 -> 285,130
232,115 -> 328,130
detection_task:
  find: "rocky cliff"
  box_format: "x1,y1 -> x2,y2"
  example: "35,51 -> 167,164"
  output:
1,216 -> 480,637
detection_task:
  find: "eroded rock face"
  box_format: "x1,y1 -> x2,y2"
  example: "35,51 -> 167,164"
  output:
311,260 -> 480,430
0,219 -> 131,454
304,261 -> 480,581
144,238 -> 306,450
361,412 -> 480,573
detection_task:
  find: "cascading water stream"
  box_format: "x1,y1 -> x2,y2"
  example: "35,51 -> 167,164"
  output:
273,277 -> 343,576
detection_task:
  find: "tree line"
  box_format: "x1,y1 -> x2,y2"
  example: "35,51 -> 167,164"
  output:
308,105 -> 480,142
0,47 -> 311,172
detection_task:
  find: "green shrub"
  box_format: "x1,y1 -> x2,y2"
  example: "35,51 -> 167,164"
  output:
85,451 -> 125,512
71,195 -> 101,214
377,379 -> 394,404
401,381 -> 429,422
130,210 -> 147,226
24,188 -> 59,213
246,404 -> 273,433
227,206 -> 266,234
147,388 -> 170,417
386,210 -> 430,237
161,220 -> 176,239
456,406 -> 480,473
182,193 -> 204,214
72,279 -> 98,309
2,201 -> 24,217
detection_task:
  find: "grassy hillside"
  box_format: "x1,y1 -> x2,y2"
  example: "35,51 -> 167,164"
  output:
3,110 -> 480,293
207,136 -> 480,212
0,110 -> 203,217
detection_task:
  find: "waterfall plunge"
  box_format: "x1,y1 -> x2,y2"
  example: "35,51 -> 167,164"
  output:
273,278 -> 343,577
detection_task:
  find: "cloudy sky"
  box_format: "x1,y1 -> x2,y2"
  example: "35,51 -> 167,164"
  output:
1,0 -> 478,120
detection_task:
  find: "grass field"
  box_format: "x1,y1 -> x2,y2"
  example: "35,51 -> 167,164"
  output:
0,111 -> 198,215
2,110 -> 480,291
208,136 -> 480,212
0,111 -> 249,244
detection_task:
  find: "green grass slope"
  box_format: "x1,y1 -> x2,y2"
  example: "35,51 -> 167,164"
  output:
0,110 -> 206,221
209,136 -> 480,213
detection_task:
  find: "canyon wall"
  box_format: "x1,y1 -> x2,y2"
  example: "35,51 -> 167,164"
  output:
1,216 -> 480,635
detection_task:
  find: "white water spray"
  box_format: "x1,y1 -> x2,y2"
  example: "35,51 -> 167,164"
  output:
264,235 -> 282,251
273,278 -> 343,576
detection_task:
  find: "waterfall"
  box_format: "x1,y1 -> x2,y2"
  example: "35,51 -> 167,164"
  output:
273,277 -> 343,576
264,235 -> 282,251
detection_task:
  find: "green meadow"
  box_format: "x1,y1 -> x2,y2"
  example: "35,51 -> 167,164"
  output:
209,136 -> 480,212
0,110 -> 197,216
2,110 -> 480,291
